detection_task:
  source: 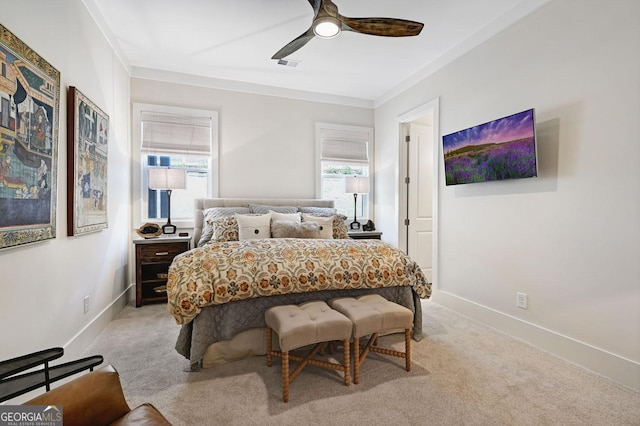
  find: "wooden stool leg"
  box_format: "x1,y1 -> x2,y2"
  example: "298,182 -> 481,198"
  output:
353,337 -> 360,385
266,328 -> 273,367
343,338 -> 351,386
405,328 -> 411,372
282,351 -> 289,403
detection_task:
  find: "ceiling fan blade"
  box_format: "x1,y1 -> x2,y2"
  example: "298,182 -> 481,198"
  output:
340,17 -> 424,37
307,0 -> 321,18
272,27 -> 315,60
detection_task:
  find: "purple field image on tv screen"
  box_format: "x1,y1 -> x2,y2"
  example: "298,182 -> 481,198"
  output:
442,109 -> 537,185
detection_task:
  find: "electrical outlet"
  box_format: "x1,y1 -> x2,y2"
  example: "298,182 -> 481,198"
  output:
516,292 -> 528,309
84,295 -> 90,313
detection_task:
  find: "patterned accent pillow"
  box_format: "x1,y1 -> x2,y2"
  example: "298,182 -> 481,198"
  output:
236,213 -> 272,240
301,214 -> 334,239
207,216 -> 240,243
198,207 -> 250,247
298,206 -> 337,215
249,204 -> 298,214
332,214 -> 350,239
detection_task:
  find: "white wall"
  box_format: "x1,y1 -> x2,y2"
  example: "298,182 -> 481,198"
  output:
0,0 -> 131,366
130,78 -> 374,203
2,0 -> 637,395
375,0 -> 640,389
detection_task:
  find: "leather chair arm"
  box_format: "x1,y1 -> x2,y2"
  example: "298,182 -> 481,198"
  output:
23,365 -> 131,426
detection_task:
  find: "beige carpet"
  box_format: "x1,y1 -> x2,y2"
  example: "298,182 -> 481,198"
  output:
82,301 -> 640,425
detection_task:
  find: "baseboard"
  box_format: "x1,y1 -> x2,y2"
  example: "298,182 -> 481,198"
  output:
432,290 -> 640,391
6,286 -> 134,404
62,284 -> 134,360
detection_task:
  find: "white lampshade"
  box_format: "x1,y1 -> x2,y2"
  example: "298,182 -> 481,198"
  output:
148,168 -> 186,190
345,176 -> 370,194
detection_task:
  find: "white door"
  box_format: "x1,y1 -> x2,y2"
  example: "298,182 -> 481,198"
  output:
407,123 -> 433,282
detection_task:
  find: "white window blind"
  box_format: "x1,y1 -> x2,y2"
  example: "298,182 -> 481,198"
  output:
320,128 -> 369,164
141,111 -> 212,154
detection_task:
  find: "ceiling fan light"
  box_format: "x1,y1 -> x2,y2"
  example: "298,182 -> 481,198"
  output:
313,17 -> 341,39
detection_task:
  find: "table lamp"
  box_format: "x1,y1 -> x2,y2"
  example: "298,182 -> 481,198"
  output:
148,167 -> 186,234
344,176 -> 370,230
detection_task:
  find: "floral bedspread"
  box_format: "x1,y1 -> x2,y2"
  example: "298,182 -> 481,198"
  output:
167,238 -> 431,325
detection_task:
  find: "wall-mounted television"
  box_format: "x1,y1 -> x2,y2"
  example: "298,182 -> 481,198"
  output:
442,108 -> 538,185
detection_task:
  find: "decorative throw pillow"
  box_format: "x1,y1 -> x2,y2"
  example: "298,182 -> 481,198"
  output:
207,216 -> 240,243
236,213 -> 272,240
332,214 -> 350,239
301,214 -> 334,239
198,227 -> 215,247
198,207 -> 250,246
271,221 -> 321,239
298,206 -> 337,215
300,213 -> 349,239
249,204 -> 298,214
270,210 -> 301,224
203,206 -> 251,219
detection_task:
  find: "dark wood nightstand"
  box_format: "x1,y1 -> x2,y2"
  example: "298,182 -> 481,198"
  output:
133,235 -> 191,307
348,230 -> 382,240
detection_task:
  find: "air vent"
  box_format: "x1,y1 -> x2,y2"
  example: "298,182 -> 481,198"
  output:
277,59 -> 300,67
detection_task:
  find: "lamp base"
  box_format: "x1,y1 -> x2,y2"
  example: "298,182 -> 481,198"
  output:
350,192 -> 362,230
162,223 -> 177,234
163,189 -> 177,234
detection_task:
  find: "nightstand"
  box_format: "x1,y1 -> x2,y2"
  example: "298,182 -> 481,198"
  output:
348,230 -> 382,240
133,235 -> 191,307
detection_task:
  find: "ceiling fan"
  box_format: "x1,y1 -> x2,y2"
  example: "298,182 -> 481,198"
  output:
272,0 -> 424,60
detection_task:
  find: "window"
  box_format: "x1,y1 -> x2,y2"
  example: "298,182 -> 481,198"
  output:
316,123 -> 373,220
133,103 -> 218,229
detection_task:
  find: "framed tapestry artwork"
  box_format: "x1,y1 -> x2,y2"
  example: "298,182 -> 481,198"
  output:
0,23 -> 60,250
67,87 -> 108,236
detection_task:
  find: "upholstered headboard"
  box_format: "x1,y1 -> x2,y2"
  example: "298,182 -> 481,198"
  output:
193,198 -> 335,245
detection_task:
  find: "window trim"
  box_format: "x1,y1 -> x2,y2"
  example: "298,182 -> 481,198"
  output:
132,103 -> 219,230
315,122 -> 374,221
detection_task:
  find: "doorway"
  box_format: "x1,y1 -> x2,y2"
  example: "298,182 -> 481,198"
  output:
397,98 -> 439,286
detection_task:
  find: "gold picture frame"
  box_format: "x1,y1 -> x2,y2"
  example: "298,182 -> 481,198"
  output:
0,23 -> 60,250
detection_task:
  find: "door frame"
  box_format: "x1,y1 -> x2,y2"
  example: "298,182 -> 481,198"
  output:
397,97 -> 440,289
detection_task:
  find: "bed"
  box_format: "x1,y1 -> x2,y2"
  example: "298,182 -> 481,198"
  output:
168,198 -> 431,369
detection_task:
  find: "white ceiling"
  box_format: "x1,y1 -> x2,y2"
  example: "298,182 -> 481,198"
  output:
82,0 -> 549,106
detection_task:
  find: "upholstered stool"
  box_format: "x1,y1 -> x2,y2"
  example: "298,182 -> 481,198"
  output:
329,294 -> 413,384
265,301 -> 352,402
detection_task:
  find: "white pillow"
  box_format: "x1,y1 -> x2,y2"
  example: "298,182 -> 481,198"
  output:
301,214 -> 334,239
270,210 -> 301,224
236,213 -> 271,240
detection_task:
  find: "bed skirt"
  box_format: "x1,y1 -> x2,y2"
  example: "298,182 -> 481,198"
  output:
175,286 -> 423,367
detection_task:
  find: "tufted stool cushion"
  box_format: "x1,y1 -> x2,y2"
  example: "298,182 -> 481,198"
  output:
329,294 -> 413,384
265,301 -> 352,402
265,301 -> 352,352
330,294 -> 413,337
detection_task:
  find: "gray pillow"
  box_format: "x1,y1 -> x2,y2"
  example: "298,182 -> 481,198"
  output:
249,204 -> 298,214
203,206 -> 251,221
298,206 -> 337,215
271,221 -> 321,239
